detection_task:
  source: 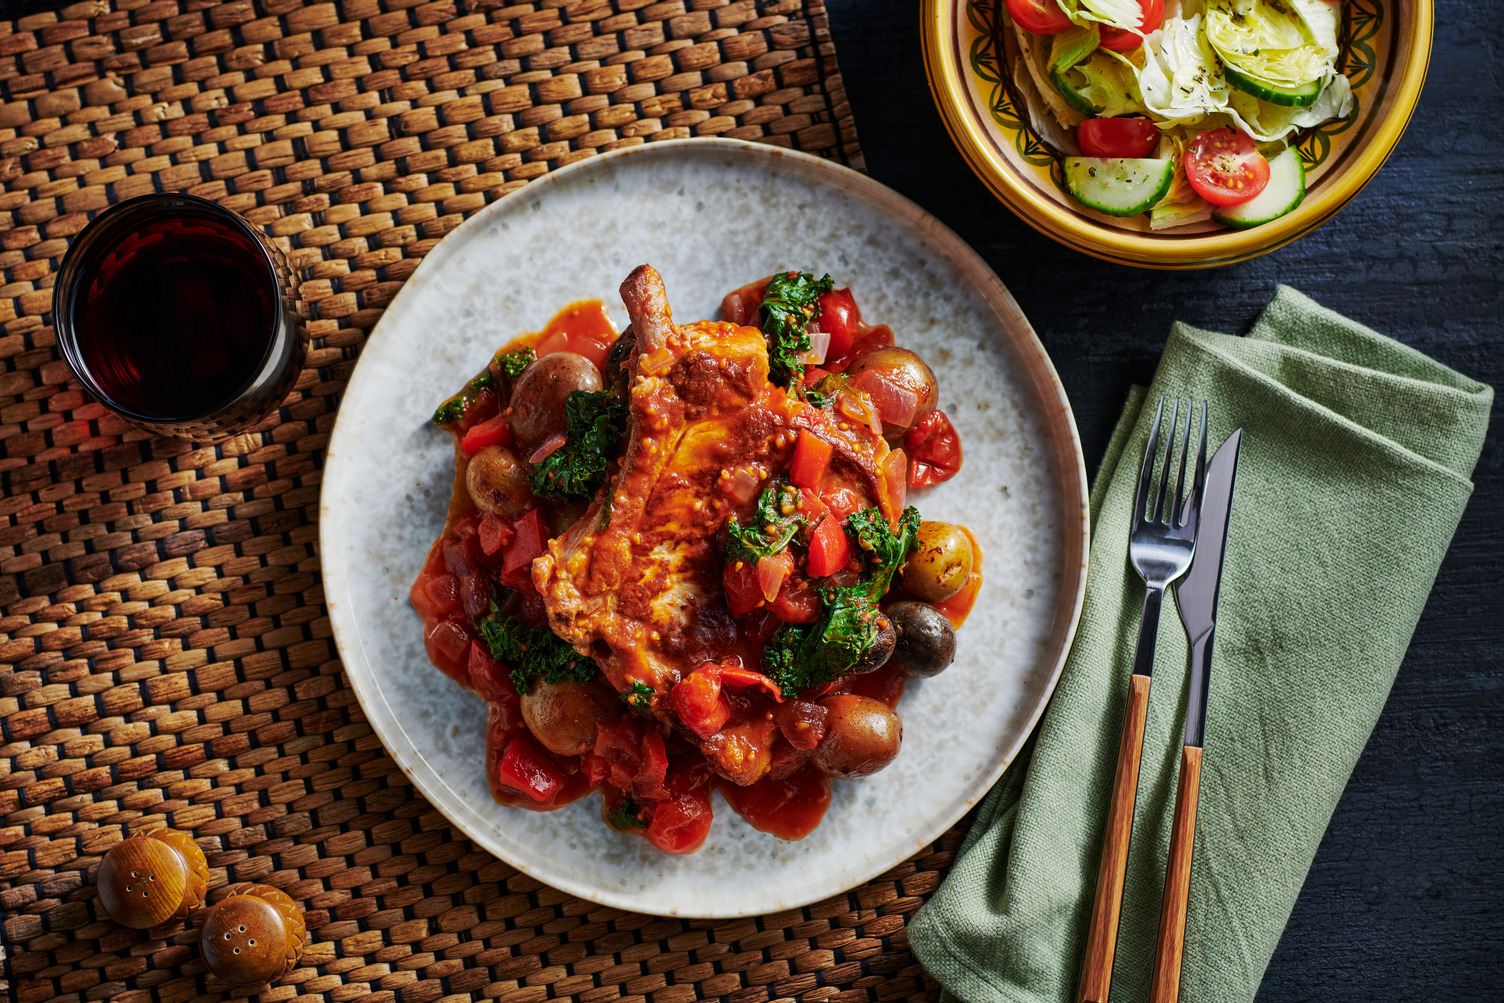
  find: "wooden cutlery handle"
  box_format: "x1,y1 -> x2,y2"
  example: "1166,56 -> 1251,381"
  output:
1150,745 -> 1204,1003
1077,672 -> 1153,1003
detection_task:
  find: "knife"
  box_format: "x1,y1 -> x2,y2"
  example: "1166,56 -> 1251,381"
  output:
1149,428 -> 1243,1003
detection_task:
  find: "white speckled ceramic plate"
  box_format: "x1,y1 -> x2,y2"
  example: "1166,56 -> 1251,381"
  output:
321,138 -> 1088,918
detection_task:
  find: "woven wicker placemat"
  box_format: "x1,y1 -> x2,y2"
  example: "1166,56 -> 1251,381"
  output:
0,1 -> 971,1000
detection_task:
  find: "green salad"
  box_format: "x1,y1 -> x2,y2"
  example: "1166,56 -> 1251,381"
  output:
1003,0 -> 1352,229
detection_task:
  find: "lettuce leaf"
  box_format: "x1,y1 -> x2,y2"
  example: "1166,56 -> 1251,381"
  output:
1136,14 -> 1232,126
1204,0 -> 1339,88
1225,72 -> 1353,142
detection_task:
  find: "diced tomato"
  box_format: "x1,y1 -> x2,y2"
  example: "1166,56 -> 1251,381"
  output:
671,665 -> 732,739
1078,117 -> 1161,159
1184,127 -> 1271,207
593,719 -> 670,802
756,550 -> 795,602
775,699 -> 828,751
461,412 -> 513,457
467,641 -> 513,700
411,571 -> 460,622
635,732 -> 669,801
722,277 -> 769,327
802,366 -> 831,389
789,431 -> 833,491
460,574 -> 489,619
905,410 -> 964,487
501,508 -> 548,592
879,449 -> 909,528
496,732 -> 566,803
478,512 -> 514,556
821,486 -> 861,522
806,513 -> 850,578
425,619 -> 471,681
769,573 -> 821,624
716,663 -> 783,700
644,770 -> 714,854
723,560 -> 765,617
814,288 -> 861,361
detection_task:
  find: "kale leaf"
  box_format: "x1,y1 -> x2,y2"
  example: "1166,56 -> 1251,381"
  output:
431,369 -> 495,426
846,504 -> 922,599
476,601 -> 595,695
760,271 -> 833,387
622,681 -> 655,712
606,797 -> 647,830
763,586 -> 883,695
725,480 -> 806,564
497,346 -> 536,377
528,390 -> 629,501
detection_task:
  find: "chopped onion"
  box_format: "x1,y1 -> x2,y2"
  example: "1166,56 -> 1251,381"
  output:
799,329 -> 831,365
725,467 -> 761,504
640,346 -> 675,374
852,371 -> 918,428
757,554 -> 793,603
529,433 -> 567,463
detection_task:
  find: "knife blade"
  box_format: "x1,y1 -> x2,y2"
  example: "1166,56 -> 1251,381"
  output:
1175,428 -> 1242,748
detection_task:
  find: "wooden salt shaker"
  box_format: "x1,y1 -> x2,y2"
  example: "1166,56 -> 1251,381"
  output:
96,828 -> 208,929
200,883 -> 306,985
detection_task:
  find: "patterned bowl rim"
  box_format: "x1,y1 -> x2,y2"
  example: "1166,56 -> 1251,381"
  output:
920,0 -> 1435,269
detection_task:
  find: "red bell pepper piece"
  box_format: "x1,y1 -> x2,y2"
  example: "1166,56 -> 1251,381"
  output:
789,430 -> 833,491
461,411 -> 513,457
806,512 -> 850,578
496,732 -> 566,803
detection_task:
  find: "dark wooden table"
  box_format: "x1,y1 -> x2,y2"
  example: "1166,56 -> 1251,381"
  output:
824,0 -> 1503,998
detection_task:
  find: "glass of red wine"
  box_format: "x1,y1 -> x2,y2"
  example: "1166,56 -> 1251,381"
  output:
53,193 -> 306,439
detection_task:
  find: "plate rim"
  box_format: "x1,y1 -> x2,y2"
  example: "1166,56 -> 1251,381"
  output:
319,136 -> 1091,917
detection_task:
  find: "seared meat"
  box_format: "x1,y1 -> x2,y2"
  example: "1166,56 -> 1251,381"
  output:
533,264 -> 895,783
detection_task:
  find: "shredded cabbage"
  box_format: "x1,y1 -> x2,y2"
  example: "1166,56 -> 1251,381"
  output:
1068,51 -> 1146,116
1148,130 -> 1214,229
1204,0 -> 1339,87
1062,0 -> 1148,31
1012,18 -> 1088,134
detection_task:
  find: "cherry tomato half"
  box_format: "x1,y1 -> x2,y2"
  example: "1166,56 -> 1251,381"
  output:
1098,0 -> 1164,50
904,410 -> 963,488
1005,0 -> 1072,34
815,288 -> 861,362
1184,127 -> 1271,207
1077,117 -> 1161,159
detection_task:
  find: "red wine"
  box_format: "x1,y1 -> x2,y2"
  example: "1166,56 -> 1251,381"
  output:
70,211 -> 278,420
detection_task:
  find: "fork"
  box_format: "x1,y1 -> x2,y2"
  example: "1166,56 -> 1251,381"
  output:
1077,396 -> 1208,1003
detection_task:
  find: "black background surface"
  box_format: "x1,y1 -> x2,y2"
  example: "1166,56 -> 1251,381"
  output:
822,0 -> 1502,998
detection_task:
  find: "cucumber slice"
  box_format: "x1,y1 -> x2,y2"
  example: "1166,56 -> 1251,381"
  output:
1064,157 -> 1176,217
1212,146 -> 1307,229
1224,66 -> 1322,108
1050,67 -> 1099,116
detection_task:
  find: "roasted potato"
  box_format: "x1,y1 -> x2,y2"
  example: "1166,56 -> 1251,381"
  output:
510,351 -> 603,453
812,694 -> 902,778
885,601 -> 956,678
521,677 -> 621,757
899,521 -> 972,602
844,346 -> 938,435
465,444 -> 532,519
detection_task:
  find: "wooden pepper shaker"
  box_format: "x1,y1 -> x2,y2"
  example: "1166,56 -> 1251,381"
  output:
97,828 -> 209,929
200,883 -> 306,985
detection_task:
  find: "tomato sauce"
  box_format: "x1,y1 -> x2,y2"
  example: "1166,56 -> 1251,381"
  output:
411,282 -> 982,852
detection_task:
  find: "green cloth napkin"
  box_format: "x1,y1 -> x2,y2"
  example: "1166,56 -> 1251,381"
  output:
909,286 -> 1494,1003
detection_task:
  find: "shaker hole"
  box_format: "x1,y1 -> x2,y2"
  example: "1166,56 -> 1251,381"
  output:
238,925 -> 245,932
233,948 -> 240,954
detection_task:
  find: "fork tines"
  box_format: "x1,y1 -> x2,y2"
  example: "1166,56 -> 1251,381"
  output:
1135,395 -> 1208,531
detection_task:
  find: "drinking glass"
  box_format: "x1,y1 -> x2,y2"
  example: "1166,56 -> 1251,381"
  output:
52,193 -> 306,440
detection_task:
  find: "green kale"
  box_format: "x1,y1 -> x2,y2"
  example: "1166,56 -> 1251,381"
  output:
529,390 -> 629,501
762,586 -> 883,695
725,480 -> 806,564
606,797 -> 647,830
846,504 -> 922,598
497,346 -> 535,377
760,271 -> 834,387
431,369 -> 495,426
476,601 -> 595,695
623,681 -> 655,712
803,386 -> 833,409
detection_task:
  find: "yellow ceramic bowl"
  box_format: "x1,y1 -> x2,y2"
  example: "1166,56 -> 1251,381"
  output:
921,0 -> 1433,269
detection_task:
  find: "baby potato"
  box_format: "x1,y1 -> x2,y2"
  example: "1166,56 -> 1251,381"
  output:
884,601 -> 956,678
510,351 -> 603,453
812,695 -> 902,778
899,521 -> 973,603
844,346 -> 938,434
466,444 -> 533,519
521,677 -> 620,757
